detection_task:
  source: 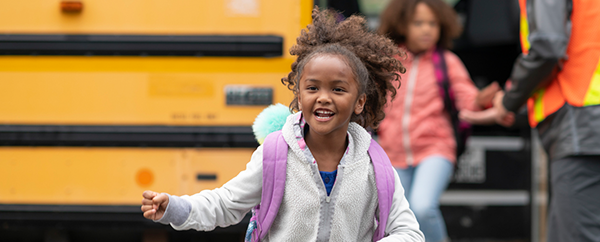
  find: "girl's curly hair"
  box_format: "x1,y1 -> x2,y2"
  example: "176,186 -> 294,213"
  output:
378,0 -> 462,49
282,7 -> 406,129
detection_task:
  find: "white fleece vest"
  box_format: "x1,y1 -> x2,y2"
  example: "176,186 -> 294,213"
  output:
265,115 -> 379,242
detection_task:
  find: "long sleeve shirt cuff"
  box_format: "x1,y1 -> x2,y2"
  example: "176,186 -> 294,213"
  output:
155,193 -> 192,226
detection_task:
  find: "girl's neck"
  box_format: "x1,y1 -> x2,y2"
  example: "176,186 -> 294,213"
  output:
304,127 -> 349,172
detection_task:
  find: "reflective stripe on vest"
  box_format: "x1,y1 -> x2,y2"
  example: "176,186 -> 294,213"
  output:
583,57 -> 600,106
533,89 -> 545,124
519,0 -> 530,55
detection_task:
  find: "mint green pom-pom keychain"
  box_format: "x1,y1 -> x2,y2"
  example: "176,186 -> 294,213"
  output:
252,103 -> 293,145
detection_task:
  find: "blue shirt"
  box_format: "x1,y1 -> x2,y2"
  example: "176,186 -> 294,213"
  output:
319,170 -> 338,196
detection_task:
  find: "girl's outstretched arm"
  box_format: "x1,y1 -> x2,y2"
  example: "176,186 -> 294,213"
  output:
148,145 -> 265,231
379,171 -> 425,242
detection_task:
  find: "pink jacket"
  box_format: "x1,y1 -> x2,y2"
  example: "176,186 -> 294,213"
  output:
378,48 -> 479,168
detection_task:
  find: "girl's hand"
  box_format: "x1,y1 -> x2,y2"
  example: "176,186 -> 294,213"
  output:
141,190 -> 169,221
459,108 -> 499,125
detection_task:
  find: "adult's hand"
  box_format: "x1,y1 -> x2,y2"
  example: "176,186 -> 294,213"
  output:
141,190 -> 169,221
492,91 -> 515,127
476,81 -> 501,108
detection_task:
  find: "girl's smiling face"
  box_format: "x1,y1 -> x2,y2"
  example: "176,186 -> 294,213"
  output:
297,54 -> 366,138
406,2 -> 440,53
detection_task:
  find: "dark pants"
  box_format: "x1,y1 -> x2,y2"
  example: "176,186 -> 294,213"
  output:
548,156 -> 600,242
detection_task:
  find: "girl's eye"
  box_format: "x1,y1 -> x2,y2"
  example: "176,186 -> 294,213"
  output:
307,86 -> 318,91
333,88 -> 345,92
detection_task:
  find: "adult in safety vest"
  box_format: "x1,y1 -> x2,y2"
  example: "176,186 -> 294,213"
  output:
461,0 -> 600,241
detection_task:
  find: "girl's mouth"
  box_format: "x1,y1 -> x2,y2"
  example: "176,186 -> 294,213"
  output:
314,110 -> 335,121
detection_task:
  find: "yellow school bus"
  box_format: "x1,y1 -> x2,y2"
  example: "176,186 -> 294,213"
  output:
0,0 -> 311,238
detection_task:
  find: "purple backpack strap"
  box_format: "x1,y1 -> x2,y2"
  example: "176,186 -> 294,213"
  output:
251,130 -> 288,242
368,139 -> 396,242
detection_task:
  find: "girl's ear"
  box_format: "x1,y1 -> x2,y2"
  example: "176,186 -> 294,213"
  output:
354,93 -> 366,114
297,94 -> 303,111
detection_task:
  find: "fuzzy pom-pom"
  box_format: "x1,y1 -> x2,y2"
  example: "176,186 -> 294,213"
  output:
252,103 -> 292,145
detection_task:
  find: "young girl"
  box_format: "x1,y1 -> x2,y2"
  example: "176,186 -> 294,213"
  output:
141,8 -> 425,242
377,0 -> 490,241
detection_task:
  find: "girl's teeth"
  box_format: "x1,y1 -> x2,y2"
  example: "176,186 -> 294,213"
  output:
316,110 -> 333,115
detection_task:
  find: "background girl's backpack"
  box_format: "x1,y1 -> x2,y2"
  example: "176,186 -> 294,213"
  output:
245,105 -> 396,242
433,48 -> 472,159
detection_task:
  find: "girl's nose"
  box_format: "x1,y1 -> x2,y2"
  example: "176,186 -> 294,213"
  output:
316,92 -> 332,104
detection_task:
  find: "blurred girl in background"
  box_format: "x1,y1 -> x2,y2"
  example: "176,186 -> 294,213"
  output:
377,0 -> 497,241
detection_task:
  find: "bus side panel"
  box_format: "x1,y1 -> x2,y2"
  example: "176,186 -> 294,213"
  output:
0,0 -> 312,55
0,57 -> 294,125
0,147 -> 253,205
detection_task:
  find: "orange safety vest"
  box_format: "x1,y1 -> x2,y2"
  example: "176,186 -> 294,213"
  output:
519,0 -> 600,127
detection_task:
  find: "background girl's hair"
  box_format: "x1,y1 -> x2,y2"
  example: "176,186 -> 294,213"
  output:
282,7 -> 405,129
378,0 -> 462,49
